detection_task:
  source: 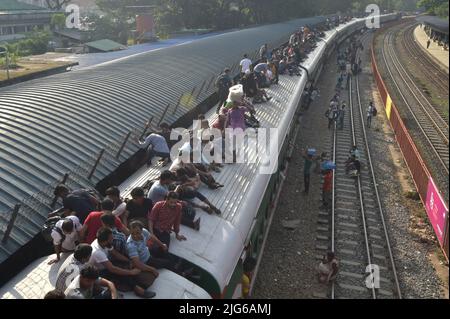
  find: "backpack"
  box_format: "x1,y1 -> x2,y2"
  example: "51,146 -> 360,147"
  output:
372,107 -> 378,117
41,216 -> 66,243
216,74 -> 230,91
325,109 -> 330,118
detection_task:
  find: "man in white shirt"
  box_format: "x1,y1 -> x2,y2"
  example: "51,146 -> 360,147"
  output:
48,215 -> 82,265
138,133 -> 171,167
89,227 -> 157,298
239,54 -> 252,76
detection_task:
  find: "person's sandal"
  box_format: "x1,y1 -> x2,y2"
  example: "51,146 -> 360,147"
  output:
194,218 -> 201,231
202,206 -> 213,214
143,290 -> 156,299
212,206 -> 222,215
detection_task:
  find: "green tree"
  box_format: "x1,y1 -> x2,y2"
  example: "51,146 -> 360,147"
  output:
45,0 -> 72,10
417,0 -> 448,14
51,13 -> 66,31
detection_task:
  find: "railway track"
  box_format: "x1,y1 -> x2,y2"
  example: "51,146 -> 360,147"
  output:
402,24 -> 449,97
381,28 -> 449,175
324,36 -> 401,299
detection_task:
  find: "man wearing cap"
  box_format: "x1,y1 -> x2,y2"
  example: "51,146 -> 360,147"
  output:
215,68 -> 233,114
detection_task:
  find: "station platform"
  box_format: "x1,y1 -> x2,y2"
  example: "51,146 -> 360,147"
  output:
414,25 -> 449,71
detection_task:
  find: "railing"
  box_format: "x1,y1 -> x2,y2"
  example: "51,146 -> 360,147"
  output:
371,35 -> 449,261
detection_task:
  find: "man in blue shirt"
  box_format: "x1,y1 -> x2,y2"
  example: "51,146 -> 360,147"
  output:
147,170 -> 175,204
126,221 -> 177,272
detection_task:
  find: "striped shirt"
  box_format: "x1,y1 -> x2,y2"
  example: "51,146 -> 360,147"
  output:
55,255 -> 85,293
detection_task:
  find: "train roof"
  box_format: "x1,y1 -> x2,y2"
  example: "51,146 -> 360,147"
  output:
117,18 -> 367,291
0,254 -> 211,299
416,15 -> 449,35
0,15 -> 328,265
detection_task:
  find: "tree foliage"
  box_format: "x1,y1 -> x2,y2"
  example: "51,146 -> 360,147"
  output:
45,0 -> 71,10
91,0 -> 421,38
417,0 -> 449,17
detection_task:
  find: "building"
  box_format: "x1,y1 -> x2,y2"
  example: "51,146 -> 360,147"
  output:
0,0 -> 53,41
17,0 -> 101,15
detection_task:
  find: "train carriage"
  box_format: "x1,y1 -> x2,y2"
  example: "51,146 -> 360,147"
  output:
0,13 -> 399,299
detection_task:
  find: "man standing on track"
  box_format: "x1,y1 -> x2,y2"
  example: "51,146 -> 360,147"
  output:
320,168 -> 333,211
302,148 -> 316,194
367,101 -> 375,128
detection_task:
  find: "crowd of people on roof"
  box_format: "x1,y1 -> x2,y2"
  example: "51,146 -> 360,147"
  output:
41,16 -> 356,300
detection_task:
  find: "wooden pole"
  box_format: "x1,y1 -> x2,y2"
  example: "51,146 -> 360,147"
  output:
2,204 -> 20,243
88,149 -> 105,180
116,131 -> 132,159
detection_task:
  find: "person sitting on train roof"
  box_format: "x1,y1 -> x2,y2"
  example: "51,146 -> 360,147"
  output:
123,187 -> 153,227
211,107 -> 228,133
100,213 -> 128,258
127,221 -> 179,275
148,192 -> 187,250
48,215 -> 82,265
253,61 -> 270,88
105,186 -> 127,224
79,198 -> 129,244
170,150 -> 223,190
159,122 -> 178,149
43,289 -> 66,299
53,185 -> 99,224
175,182 -> 221,215
239,54 -> 252,77
240,72 -> 270,104
224,95 -> 252,132
89,227 -> 155,298
65,265 -> 118,299
55,243 -> 92,293
138,132 -> 171,167
147,170 -> 176,204
259,43 -> 269,60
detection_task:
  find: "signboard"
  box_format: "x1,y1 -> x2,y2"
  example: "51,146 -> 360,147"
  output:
385,94 -> 392,120
425,177 -> 448,246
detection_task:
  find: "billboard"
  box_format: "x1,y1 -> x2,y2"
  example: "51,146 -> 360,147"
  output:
425,177 -> 448,246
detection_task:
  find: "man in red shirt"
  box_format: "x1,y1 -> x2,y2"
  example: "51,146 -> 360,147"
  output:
80,199 -> 130,244
148,192 -> 186,257
321,170 -> 333,210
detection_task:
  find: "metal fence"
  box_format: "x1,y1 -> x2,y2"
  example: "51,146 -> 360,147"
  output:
371,36 -> 449,261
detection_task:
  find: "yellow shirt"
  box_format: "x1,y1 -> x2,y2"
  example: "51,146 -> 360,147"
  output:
242,274 -> 250,297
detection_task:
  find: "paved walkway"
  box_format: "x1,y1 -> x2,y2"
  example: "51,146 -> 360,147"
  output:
414,25 -> 449,70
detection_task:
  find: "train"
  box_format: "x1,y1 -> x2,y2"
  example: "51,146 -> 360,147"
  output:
0,13 -> 400,299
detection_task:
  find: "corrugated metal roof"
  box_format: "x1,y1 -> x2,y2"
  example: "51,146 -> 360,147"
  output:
0,16 -> 327,264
